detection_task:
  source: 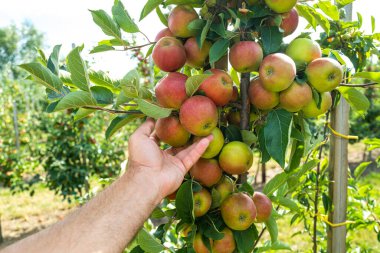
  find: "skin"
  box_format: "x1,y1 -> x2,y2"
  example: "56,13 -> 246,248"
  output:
305,58 -> 344,92
248,78 -> 280,110
2,119 -> 212,253
259,53 -> 296,92
154,28 -> 174,42
168,5 -> 199,38
214,176 -> 236,205
199,69 -> 234,106
184,37 -> 212,68
229,41 -> 263,73
264,0 -> 297,13
155,116 -> 190,147
179,95 -> 218,137
285,38 -> 322,70
194,127 -> 224,159
193,188 -> 212,217
252,192 -> 273,222
302,92 -> 333,118
221,193 -> 257,231
155,72 -> 188,109
212,228 -> 236,253
190,158 -> 223,187
279,81 -> 313,112
152,37 -> 187,72
219,141 -> 253,175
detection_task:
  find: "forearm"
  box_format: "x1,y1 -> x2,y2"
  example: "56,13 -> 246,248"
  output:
2,167 -> 160,253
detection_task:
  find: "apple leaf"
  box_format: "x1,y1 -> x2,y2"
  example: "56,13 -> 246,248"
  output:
260,26 -> 283,55
241,130 -> 257,147
185,74 -> 211,97
314,0 -> 339,21
263,109 -> 292,168
200,19 -> 212,48
263,172 -> 288,196
74,108 -> 96,122
222,125 -> 242,142
105,114 -> 144,139
90,86 -> 114,105
47,45 -> 61,75
88,70 -> 120,92
90,9 -> 122,41
175,180 -> 195,224
54,91 -> 96,112
90,44 -> 115,54
112,0 -> 140,33
137,228 -> 165,253
265,215 -> 278,243
337,87 -> 370,117
255,241 -> 292,252
271,196 -> 299,212
354,71 -> 380,83
140,0 -> 164,21
137,99 -> 172,119
155,6 -> 168,27
209,38 -> 229,65
238,182 -> 254,196
66,46 -> 91,92
258,127 -> 271,163
354,161 -> 372,179
233,225 -> 258,253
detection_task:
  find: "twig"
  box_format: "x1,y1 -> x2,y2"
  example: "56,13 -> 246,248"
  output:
339,82 -> 378,87
120,42 -> 155,51
140,31 -> 152,43
83,106 -> 143,115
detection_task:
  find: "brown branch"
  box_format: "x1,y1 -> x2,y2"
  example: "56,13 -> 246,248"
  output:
119,42 -> 155,51
339,82 -> 378,87
83,106 -> 143,115
140,31 -> 152,43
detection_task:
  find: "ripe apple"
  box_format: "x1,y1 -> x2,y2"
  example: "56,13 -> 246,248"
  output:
190,158 -> 223,187
155,116 -> 190,147
214,176 -> 236,204
252,192 -> 273,222
155,28 -> 174,42
152,37 -> 187,72
193,233 -> 212,253
259,53 -> 296,92
264,0 -> 297,13
199,69 -> 233,106
155,72 -> 188,109
180,96 -> 218,136
302,92 -> 333,118
229,41 -> 263,73
193,188 -> 212,217
194,127 -> 224,159
286,38 -> 322,70
219,141 -> 253,175
184,37 -> 212,68
230,86 -> 239,102
212,227 -> 236,253
227,110 -> 241,126
180,224 -> 193,237
305,58 -> 344,92
279,81 -> 313,112
168,5 -> 199,38
279,8 -> 299,36
248,78 -> 280,110
221,192 -> 257,231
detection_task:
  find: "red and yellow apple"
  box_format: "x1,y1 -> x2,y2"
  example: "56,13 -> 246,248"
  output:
155,28 -> 174,42
184,37 -> 212,68
194,127 -> 224,159
279,81 -> 313,112
219,141 -> 253,175
285,38 -> 322,70
168,5 -> 199,38
230,86 -> 239,102
193,233 -> 212,253
199,69 -> 233,106
212,228 -> 236,253
305,58 -> 344,92
190,158 -> 223,187
152,37 -> 186,72
279,8 -> 299,36
155,72 -> 188,109
214,176 -> 236,204
302,92 -> 333,118
155,116 -> 190,147
252,192 -> 273,222
264,0 -> 297,13
248,78 -> 280,110
229,41 -> 263,73
193,188 -> 212,217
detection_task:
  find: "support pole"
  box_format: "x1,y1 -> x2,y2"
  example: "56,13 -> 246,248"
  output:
327,4 -> 352,252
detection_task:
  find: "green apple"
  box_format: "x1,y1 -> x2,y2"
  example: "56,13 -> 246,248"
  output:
302,92 -> 332,118
219,141 -> 253,175
194,127 -> 224,159
193,188 -> 212,217
305,58 -> 344,92
264,0 -> 297,13
285,38 -> 322,70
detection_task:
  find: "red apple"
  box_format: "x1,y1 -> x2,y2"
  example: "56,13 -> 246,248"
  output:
230,85 -> 239,102
248,78 -> 280,110
185,37 -> 212,68
279,81 -> 313,112
212,227 -> 236,253
193,233 -> 212,253
302,92 -> 332,118
199,69 -> 233,106
155,28 -> 174,42
190,158 -> 223,187
286,38 -> 322,70
305,58 -> 344,92
229,41 -> 263,73
152,37 -> 186,72
155,72 -> 188,109
259,53 -> 296,92
155,116 -> 190,147
264,0 -> 297,13
252,192 -> 273,222
180,96 -> 218,136
279,8 -> 299,36
193,188 -> 212,217
219,141 -> 253,175
168,5 -> 199,38
221,193 -> 257,230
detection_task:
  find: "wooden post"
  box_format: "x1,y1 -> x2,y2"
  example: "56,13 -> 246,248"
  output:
327,3 -> 352,252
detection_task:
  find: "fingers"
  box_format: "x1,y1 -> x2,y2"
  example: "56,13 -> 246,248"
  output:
149,130 -> 160,145
175,135 -> 213,171
133,118 -> 155,137
165,146 -> 186,156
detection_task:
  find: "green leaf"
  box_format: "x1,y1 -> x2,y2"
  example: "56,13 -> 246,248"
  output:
260,26 -> 283,55
209,38 -> 229,65
263,109 -> 292,168
74,108 -> 96,121
265,215 -> 278,243
372,16 -> 376,33
47,45 -> 61,75
66,47 -> 91,92
354,71 -> 380,83
89,70 -> 119,92
116,91 -> 131,107
151,207 -> 167,219
315,1 -> 339,21
354,161 -> 372,179
90,9 -> 122,40
105,114 -> 143,139
271,196 -> 298,212
255,241 -> 291,252
223,125 -> 243,142
156,6 -> 168,27
258,127 -> 270,163
121,70 -> 140,98
357,12 -> 363,29
19,62 -> 63,94
263,172 -> 288,196
200,19 -> 212,48
112,0 -> 140,33
175,180 -> 194,224
238,182 -> 254,195
230,69 -> 239,85
137,228 -> 165,253
185,74 -> 211,97
202,217 -> 224,240
336,0 -> 354,8
241,130 -> 257,147
90,86 -> 114,105
337,87 -> 370,116
137,99 -> 172,119
90,45 -> 115,54
146,43 -> 155,58
233,225 -> 258,253
140,0 -> 164,21
54,91 -> 96,111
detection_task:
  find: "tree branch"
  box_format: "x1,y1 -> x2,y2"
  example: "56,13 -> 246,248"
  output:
83,106 -> 143,115
339,82 -> 378,87
119,42 -> 155,51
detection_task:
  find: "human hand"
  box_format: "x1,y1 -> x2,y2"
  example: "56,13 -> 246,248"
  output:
126,118 -> 212,201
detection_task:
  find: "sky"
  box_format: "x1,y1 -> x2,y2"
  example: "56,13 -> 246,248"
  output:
0,0 -> 379,79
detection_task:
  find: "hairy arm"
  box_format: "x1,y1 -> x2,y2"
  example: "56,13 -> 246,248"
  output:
2,119 -> 211,253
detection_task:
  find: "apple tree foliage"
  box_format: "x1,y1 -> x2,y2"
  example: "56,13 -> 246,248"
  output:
20,0 -> 380,252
